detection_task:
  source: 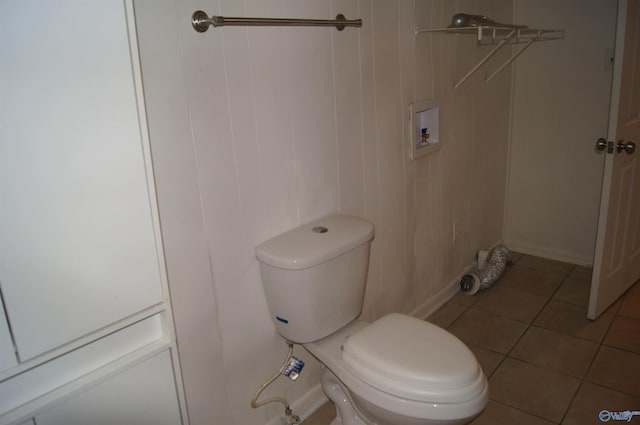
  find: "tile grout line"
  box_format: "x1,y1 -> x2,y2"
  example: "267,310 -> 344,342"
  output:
510,264 -> 584,425
303,257 -> 640,425
494,263 -> 582,424
490,399 -> 563,424
560,293 -> 626,424
580,286 -> 640,401
499,261 -> 574,360
488,262 -> 579,423
446,258 -> 580,380
446,257 -> 640,424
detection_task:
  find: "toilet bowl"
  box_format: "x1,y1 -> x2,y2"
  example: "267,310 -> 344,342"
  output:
256,215 -> 488,425
305,315 -> 488,425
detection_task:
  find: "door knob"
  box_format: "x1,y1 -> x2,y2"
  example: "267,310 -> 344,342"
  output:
595,138 -> 608,152
617,140 -> 636,154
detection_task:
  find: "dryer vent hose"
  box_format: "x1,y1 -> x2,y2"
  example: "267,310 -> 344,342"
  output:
460,245 -> 511,295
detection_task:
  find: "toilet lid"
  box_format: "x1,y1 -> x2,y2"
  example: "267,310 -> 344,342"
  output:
341,313 -> 485,403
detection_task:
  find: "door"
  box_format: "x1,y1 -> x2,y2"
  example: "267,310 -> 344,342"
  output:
589,0 -> 640,319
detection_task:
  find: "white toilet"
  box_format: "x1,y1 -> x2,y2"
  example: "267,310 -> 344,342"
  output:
256,215 -> 488,425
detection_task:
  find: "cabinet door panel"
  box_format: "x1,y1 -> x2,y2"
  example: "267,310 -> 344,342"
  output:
35,350 -> 182,425
0,299 -> 17,373
0,0 -> 163,360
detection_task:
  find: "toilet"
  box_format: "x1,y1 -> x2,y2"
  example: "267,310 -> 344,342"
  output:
256,215 -> 488,425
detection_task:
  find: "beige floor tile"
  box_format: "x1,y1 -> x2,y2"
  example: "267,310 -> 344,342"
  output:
586,345 -> 640,397
510,326 -> 599,378
303,260 -> 637,425
489,358 -> 581,423
534,300 -> 615,343
618,290 -> 640,320
467,344 -> 505,378
563,382 -> 640,425
300,402 -> 335,425
427,302 -> 468,329
448,308 -> 528,354
472,286 -> 548,323
569,266 -> 593,281
495,265 -> 565,299
516,255 -> 574,276
604,315 -> 640,354
450,290 -> 480,307
553,277 -> 591,307
470,400 -> 555,425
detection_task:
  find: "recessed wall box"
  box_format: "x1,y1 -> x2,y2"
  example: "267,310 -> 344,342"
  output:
409,100 -> 441,160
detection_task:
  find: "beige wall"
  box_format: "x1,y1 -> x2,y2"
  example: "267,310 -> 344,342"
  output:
136,0 -> 512,424
504,0 -> 617,265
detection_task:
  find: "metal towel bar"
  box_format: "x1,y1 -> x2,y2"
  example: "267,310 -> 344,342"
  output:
192,11 -> 362,33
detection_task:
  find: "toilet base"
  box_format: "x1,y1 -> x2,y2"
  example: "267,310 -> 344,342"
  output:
319,366 -> 484,425
321,367 -> 369,425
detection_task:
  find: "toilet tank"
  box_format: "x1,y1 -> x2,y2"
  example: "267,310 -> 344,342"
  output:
256,215 -> 374,343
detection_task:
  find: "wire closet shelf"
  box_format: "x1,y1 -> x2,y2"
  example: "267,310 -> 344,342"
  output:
415,22 -> 565,88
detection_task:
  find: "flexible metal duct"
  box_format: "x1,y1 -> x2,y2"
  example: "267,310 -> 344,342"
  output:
460,246 -> 511,295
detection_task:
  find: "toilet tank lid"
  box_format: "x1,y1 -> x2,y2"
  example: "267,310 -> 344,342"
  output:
255,215 -> 374,270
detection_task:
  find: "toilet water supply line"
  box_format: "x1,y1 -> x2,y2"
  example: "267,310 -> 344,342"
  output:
251,342 -> 303,425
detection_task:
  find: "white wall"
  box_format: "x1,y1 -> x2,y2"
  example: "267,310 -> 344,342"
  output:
504,0 -> 617,265
136,0 -> 513,424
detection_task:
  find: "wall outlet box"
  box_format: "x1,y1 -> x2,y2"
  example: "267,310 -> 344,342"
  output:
409,100 -> 441,160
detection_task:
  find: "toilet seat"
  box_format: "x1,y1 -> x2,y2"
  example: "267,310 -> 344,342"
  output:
305,314 -> 488,421
341,313 -> 485,404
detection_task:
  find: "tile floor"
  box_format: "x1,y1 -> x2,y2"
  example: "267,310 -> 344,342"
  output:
301,254 -> 640,425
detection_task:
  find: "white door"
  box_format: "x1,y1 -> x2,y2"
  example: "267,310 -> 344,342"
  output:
589,0 -> 640,319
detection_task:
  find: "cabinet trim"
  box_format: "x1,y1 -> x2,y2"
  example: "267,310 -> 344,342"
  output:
0,316 -> 170,424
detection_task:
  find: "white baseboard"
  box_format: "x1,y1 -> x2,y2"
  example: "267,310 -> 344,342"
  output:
409,240 -> 512,320
504,240 -> 593,267
410,264 -> 477,320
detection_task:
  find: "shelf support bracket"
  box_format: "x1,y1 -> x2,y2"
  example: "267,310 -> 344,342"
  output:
454,30 -> 516,89
485,32 -> 540,82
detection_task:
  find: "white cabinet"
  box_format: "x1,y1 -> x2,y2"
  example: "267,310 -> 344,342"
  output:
0,300 -> 17,373
0,1 -> 184,423
0,1 -> 163,360
35,350 -> 182,425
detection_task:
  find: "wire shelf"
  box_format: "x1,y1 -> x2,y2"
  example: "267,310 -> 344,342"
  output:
415,25 -> 565,88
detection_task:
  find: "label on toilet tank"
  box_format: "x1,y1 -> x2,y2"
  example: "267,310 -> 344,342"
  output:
281,356 -> 304,381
